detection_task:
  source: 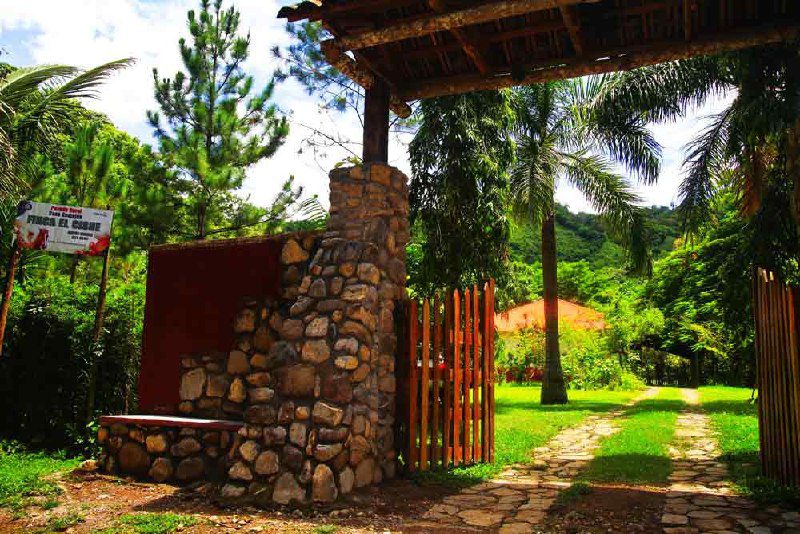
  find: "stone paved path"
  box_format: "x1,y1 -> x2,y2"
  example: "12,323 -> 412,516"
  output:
413,388 -> 659,533
662,389 -> 800,534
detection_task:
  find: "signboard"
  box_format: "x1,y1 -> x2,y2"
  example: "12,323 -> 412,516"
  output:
13,201 -> 113,256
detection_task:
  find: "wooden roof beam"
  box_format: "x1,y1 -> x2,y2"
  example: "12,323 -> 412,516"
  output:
279,0 -> 414,23
558,2 -> 584,55
320,40 -> 412,117
398,23 -> 800,100
402,19 -> 567,60
330,0 -> 601,51
428,0 -> 490,75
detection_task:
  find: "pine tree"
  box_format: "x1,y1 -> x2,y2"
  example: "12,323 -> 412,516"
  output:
148,0 -> 289,239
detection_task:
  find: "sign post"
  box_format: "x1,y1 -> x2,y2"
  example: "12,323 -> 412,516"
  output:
0,201 -> 114,360
0,242 -> 21,355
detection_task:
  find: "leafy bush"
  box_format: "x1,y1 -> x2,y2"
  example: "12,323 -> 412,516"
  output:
0,275 -> 144,454
496,324 -> 644,390
495,329 -> 544,383
560,327 -> 624,390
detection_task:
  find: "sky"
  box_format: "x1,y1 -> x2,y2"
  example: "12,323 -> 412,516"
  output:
0,0 -> 732,214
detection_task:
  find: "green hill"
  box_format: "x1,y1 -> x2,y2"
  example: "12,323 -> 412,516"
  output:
509,204 -> 682,267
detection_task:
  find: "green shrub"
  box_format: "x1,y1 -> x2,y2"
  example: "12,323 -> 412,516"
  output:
0,275 -> 144,454
496,325 -> 645,390
495,329 -> 545,383
561,328 -> 624,390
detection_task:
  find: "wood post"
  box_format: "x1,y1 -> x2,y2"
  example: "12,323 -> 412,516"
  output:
85,246 -> 112,424
362,79 -> 390,164
0,242 -> 20,356
753,268 -> 800,486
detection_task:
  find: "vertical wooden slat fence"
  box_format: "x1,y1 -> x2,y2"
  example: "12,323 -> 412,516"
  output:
402,281 -> 495,472
753,268 -> 800,487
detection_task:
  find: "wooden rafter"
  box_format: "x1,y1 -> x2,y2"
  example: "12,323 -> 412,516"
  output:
427,0 -> 490,75
279,0 -> 413,23
402,18 -> 567,61
320,41 -> 412,117
397,23 -> 800,100
331,0 -> 600,51
558,2 -> 584,55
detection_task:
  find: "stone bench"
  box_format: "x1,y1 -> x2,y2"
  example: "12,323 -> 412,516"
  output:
98,415 -> 244,484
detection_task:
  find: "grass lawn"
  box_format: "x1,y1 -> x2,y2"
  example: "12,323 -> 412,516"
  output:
0,441 -> 80,513
580,387 -> 684,485
412,384 -> 639,486
700,385 -> 800,506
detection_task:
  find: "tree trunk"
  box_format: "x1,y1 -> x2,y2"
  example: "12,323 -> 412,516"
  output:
69,256 -> 80,284
85,247 -> 111,424
0,243 -> 21,357
197,202 -> 207,240
689,352 -> 700,389
540,207 -> 568,405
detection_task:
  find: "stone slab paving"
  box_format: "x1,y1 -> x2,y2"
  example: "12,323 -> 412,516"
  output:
662,389 -> 800,534
414,388 -> 659,533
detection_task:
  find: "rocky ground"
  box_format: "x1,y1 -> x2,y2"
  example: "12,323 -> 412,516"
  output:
3,388 -> 798,533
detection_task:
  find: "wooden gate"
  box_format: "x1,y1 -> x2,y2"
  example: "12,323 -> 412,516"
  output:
400,281 -> 495,472
753,268 -> 800,487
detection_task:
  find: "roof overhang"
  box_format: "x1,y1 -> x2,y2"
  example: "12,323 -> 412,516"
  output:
279,0 -> 800,113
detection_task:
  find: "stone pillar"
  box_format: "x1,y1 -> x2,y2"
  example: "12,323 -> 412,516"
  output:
223,164 -> 409,505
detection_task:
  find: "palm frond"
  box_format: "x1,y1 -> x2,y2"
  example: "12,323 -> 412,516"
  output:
0,59 -> 133,199
15,59 -> 134,138
508,133 -> 557,224
591,55 -> 731,123
560,150 -> 651,274
677,105 -> 735,235
0,65 -> 78,114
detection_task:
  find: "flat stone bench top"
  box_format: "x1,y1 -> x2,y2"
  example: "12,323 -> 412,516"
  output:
99,414 -> 244,431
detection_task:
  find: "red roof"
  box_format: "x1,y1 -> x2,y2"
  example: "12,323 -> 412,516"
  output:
495,299 -> 605,333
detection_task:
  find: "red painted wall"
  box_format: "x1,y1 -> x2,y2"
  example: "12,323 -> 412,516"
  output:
138,237 -> 284,414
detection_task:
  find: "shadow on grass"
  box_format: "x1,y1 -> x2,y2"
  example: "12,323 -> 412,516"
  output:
494,399 -> 642,416
579,453 -> 673,485
700,400 -> 757,417
623,398 -> 685,415
719,451 -> 800,508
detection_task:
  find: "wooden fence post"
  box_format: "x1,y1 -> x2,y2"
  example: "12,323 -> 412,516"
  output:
420,299 -> 431,470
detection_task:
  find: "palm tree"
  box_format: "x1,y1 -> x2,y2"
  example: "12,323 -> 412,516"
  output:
592,46 -> 800,234
0,59 -> 132,199
510,78 -> 660,404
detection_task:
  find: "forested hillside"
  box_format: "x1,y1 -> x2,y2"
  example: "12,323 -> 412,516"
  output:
509,204 -> 682,267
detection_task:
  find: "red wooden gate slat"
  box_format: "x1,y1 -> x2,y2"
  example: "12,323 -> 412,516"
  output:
420,299 -> 431,471
463,286 -> 472,465
443,292 -> 452,467
452,288 -> 462,467
402,281 -> 496,472
472,284 -> 480,462
432,294 -> 442,466
408,300 -> 419,471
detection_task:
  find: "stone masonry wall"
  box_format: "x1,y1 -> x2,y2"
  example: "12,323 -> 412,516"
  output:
97,419 -> 241,484
177,352 -> 244,419
221,164 -> 409,505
